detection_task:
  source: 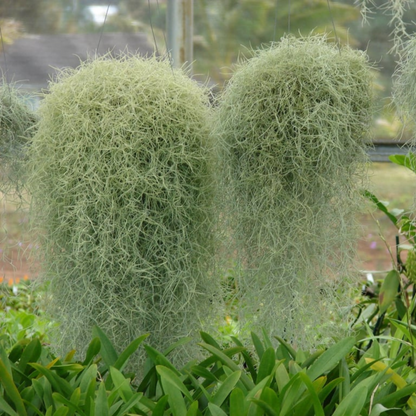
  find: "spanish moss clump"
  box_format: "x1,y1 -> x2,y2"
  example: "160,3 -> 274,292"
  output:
28,54 -> 219,365
215,35 -> 373,349
393,35 -> 416,139
0,83 -> 37,194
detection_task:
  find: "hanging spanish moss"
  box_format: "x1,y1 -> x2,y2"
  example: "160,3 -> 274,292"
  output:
393,34 -> 416,140
0,82 -> 37,195
215,35 -> 373,348
28,54 -> 219,366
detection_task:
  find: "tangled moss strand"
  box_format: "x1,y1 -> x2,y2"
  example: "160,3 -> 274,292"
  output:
28,54 -> 219,365
215,35 -> 373,348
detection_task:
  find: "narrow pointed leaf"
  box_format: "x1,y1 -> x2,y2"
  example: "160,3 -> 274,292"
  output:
113,334 -> 149,371
0,359 -> 27,416
198,343 -> 254,390
152,395 -> 169,416
379,270 -> 400,314
92,326 -> 118,368
95,382 -> 109,416
306,337 -> 355,381
208,402 -> 228,416
156,365 -> 193,402
212,371 -> 242,407
332,386 -> 368,416
257,348 -> 275,384
82,338 -> 101,366
230,388 -> 246,416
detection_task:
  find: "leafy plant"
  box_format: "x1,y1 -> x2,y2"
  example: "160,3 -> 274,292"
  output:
214,34 -> 374,349
2,327 -> 416,416
0,280 -> 56,350
27,54 -> 220,368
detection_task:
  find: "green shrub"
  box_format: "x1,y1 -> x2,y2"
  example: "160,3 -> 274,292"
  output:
214,35 -> 374,348
27,54 -> 220,366
0,83 -> 37,194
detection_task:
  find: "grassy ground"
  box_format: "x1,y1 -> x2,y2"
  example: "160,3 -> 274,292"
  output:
0,162 -> 414,283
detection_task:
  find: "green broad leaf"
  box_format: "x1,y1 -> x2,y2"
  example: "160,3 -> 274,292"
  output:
251,332 -> 265,360
0,358 -> 27,416
52,407 -> 69,416
108,367 -> 133,402
298,372 -> 325,416
29,363 -> 73,397
92,326 -> 118,369
144,344 -> 181,377
158,370 -> 188,416
85,377 -> 97,416
198,343 -> 255,390
212,371 -> 242,407
230,388 -> 246,416
332,386 -> 368,416
156,365 -> 193,402
339,358 -> 350,400
389,153 -> 416,173
45,406 -> 53,416
317,378 -> 344,403
208,402 -> 228,416
274,336 -> 296,360
379,270 -> 400,314
250,398 -> 278,416
152,395 -> 169,416
378,383 -> 416,408
82,338 -> 101,366
253,387 -> 280,416
186,370 -> 213,403
261,329 -> 274,350
95,382 -> 109,416
256,348 -> 275,384
79,364 -> 97,392
0,344 -> 12,377
362,190 -> 398,226
113,334 -> 149,372
186,400 -> 199,416
0,395 -> 19,416
279,375 -> 303,416
18,338 -> 42,375
246,376 -> 274,405
275,361 -> 290,392
306,337 -> 355,381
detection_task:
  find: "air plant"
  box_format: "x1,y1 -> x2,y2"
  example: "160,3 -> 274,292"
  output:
28,54 -> 219,365
215,35 -> 374,348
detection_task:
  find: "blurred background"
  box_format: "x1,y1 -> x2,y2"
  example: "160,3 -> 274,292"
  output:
1,0 -> 415,281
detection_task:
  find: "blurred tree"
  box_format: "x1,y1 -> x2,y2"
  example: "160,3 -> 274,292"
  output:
193,0 -> 360,82
0,0 -> 63,33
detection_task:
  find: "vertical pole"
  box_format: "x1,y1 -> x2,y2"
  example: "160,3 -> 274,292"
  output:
167,0 -> 193,73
